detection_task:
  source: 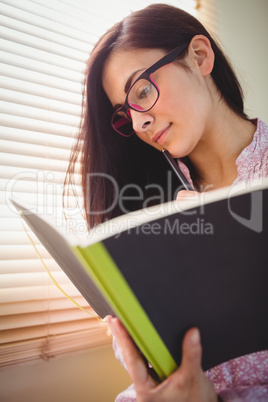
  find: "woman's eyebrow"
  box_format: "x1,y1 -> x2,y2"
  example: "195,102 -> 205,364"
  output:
113,68 -> 146,110
124,68 -> 144,93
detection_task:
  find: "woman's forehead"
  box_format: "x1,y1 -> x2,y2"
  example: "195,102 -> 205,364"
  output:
102,48 -> 165,104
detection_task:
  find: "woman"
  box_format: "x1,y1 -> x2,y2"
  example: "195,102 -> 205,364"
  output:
66,4 -> 268,401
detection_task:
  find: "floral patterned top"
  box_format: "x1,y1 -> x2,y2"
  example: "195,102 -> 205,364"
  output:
114,118 -> 268,401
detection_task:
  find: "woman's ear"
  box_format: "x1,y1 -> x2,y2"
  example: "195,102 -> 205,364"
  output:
188,35 -> 215,76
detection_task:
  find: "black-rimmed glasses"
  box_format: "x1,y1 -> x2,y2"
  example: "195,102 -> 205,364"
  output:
111,42 -> 188,137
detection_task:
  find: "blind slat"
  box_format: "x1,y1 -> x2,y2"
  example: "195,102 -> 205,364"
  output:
0,231 -> 41,245
0,139 -> 72,160
0,178 -> 82,196
1,271 -> 70,288
0,258 -> 61,274
0,25 -> 87,63
0,55 -> 84,91
1,101 -> 80,127
0,166 -> 80,184
0,38 -> 85,72
1,0 -> 103,38
0,245 -> 52,260
0,12 -> 91,54
0,322 -> 109,351
0,87 -> 81,117
0,2 -> 97,44
1,296 -> 89,315
0,328 -> 110,367
0,113 -> 78,137
0,283 -> 81,303
0,127 -> 76,149
0,153 -> 69,171
1,308 -> 96,331
1,191 -> 82,210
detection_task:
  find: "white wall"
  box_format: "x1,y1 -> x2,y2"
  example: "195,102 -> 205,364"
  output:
210,0 -> 268,122
0,344 -> 131,402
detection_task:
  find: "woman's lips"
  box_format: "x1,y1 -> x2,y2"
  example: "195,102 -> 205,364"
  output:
152,124 -> 171,145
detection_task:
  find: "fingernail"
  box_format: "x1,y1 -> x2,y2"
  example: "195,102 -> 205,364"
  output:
191,329 -> 200,345
104,315 -> 112,324
105,315 -> 116,328
107,317 -> 118,335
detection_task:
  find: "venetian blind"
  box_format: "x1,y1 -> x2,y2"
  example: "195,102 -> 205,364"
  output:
0,0 -> 197,366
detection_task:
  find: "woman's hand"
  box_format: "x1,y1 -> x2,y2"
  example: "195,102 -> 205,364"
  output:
107,316 -> 218,402
176,190 -> 200,200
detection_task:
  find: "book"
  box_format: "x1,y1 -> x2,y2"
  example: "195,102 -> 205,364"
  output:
11,181 -> 268,380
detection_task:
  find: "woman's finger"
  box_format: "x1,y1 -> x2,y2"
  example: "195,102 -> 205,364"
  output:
180,328 -> 203,375
107,316 -> 156,389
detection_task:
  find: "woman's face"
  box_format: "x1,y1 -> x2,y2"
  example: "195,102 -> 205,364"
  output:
102,47 -> 214,159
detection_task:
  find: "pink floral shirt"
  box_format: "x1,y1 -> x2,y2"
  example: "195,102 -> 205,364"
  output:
114,119 -> 268,401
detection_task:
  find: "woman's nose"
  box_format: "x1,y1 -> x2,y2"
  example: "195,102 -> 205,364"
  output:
130,110 -> 154,132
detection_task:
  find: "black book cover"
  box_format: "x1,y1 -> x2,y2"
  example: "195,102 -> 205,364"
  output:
103,188 -> 268,370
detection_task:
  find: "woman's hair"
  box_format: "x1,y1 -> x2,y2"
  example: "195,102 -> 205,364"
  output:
65,3 -> 247,228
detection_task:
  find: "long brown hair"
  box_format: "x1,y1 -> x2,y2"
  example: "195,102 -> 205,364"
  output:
65,4 -> 247,228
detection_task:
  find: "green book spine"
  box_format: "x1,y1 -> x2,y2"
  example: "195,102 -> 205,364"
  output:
72,241 -> 177,380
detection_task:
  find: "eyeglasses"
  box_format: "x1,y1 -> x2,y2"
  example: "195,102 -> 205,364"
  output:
111,42 -> 188,137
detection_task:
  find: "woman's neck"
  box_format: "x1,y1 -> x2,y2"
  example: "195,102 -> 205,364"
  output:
188,105 -> 256,191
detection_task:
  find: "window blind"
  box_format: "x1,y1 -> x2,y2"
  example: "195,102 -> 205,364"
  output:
0,0 -> 197,367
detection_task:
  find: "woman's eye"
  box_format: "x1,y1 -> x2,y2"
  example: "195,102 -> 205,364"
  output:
138,83 -> 153,99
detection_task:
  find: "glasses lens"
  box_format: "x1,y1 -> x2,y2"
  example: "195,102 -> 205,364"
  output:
112,110 -> 133,137
128,79 -> 158,111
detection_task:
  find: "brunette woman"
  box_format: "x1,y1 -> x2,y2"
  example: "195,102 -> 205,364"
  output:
66,4 -> 268,401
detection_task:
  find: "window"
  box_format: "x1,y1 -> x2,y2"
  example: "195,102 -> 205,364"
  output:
0,0 -> 197,366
